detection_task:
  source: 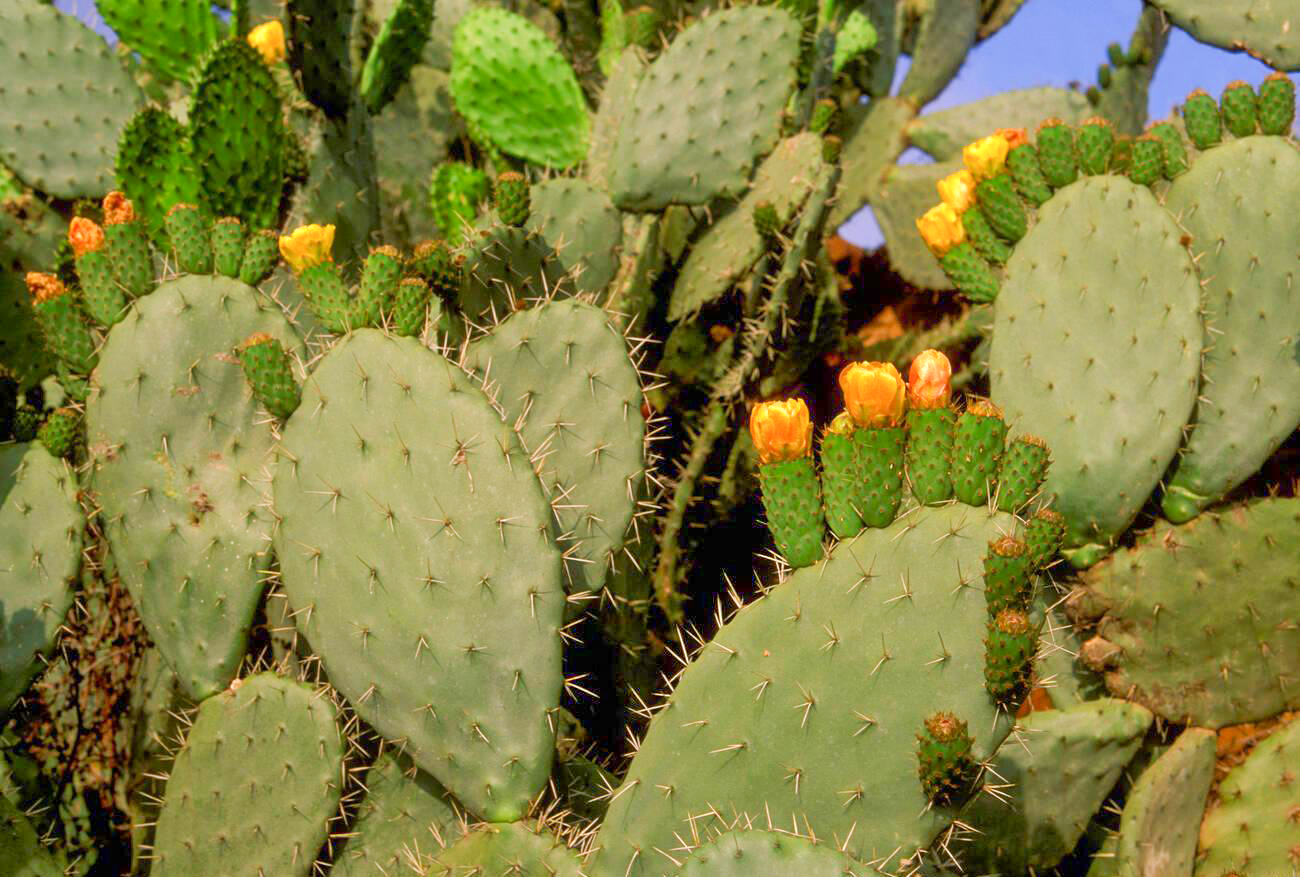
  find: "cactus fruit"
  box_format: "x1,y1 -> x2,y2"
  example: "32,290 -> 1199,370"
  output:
352,245 -> 403,329
838,361 -> 906,529
1127,134 -> 1165,185
951,399 -> 1007,506
11,406 -> 40,443
239,229 -> 279,287
1196,715 -> 1300,876
916,712 -> 977,806
1148,120 -> 1188,176
818,414 -> 862,540
1025,507 -> 1066,568
164,204 -> 213,275
0,442 -> 82,717
494,171 -> 531,227
750,399 -> 823,567
983,535 -> 1032,616
1075,116 -> 1116,174
1218,80 -> 1259,137
25,273 -> 97,376
1068,497 -> 1300,728
150,673 -> 344,876
984,608 -> 1035,703
238,333 -> 300,420
940,242 -> 999,302
210,217 -> 245,279
1006,142 -> 1053,205
996,434 -> 1050,512
35,407 -> 77,459
905,349 -> 956,505
429,162 -> 491,245
391,277 -> 432,337
973,174 -> 1026,241
1035,119 -> 1078,187
1181,89 -> 1221,149
102,192 -> 152,298
274,330 -> 564,821
960,206 -> 1012,263
1257,71 -> 1297,135
69,217 -> 125,327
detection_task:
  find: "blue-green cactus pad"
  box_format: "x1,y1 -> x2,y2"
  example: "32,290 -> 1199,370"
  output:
450,7 -> 589,168
990,175 -> 1202,562
432,822 -> 583,876
0,0 -> 143,198
0,443 -> 82,717
608,7 -> 801,210
87,276 -> 304,700
1150,0 -> 1300,71
528,179 -> 623,297
97,0 -> 220,82
677,830 -> 880,875
274,330 -> 564,821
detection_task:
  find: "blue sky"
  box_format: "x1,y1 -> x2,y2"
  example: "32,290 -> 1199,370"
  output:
54,0 -> 1296,248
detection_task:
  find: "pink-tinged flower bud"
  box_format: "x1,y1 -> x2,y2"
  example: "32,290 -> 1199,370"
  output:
750,399 -> 813,464
915,203 -> 965,258
936,169 -> 976,213
839,361 -> 906,428
908,349 -> 952,409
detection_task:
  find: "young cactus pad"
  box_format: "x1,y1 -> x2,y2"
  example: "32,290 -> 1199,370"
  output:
273,330 -> 564,822
87,275 -> 305,700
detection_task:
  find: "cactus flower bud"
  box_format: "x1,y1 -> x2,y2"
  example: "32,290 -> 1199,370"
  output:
279,223 -> 336,274
839,361 -> 905,428
907,349 -> 952,409
68,217 -> 105,258
963,134 -> 1010,181
749,399 -> 813,464
102,191 -> 136,225
247,20 -> 286,65
996,128 -> 1028,149
25,272 -> 66,303
936,170 -> 976,213
915,203 -> 965,258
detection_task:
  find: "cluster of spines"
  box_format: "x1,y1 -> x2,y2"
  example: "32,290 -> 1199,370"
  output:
917,75 -> 1297,301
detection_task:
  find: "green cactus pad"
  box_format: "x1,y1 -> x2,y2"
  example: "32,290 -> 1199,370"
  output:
608,7 -> 800,210
88,275 -> 304,699
951,403 -> 1007,506
959,699 -> 1152,872
905,406 -> 956,504
274,330 -> 563,821
332,753 -> 460,877
1070,497 -> 1300,728
0,794 -> 65,876
757,457 -> 824,568
0,2 -> 143,199
494,172 -> 531,228
1181,90 -> 1222,149
1035,120 -> 1079,188
590,503 -> 1025,874
1257,72 -> 1297,135
669,132 -> 826,321
940,241 -> 1000,302
450,8 -> 589,168
97,0 -> 219,82
287,0 -> 354,118
996,434 -> 1049,512
1111,727 -> 1215,877
819,428 -> 863,539
872,161 -> 960,292
1076,118 -> 1116,174
1149,0 -> 1300,71
75,248 -> 125,327
293,104 -> 380,267
239,230 -> 279,287
974,174 -> 1027,242
990,175 -> 1201,561
433,822 -> 582,876
238,333 -> 300,419
116,107 -> 202,240
164,203 -> 212,275
527,179 -> 622,297
189,40 -> 288,229
391,277 -> 432,337
1159,137 -> 1300,522
458,224 -> 569,322
1127,135 -> 1165,185
1194,715 -> 1300,876
151,673 -> 344,877
0,443 -> 82,717
586,50 -> 644,191
1219,80 -> 1259,138
676,830 -> 873,876
463,300 -> 645,597
35,407 -> 77,458
359,0 -> 434,113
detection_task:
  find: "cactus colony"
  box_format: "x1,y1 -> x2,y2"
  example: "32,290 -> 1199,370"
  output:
0,0 -> 1298,874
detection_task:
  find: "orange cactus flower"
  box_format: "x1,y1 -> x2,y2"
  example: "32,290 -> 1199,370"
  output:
102,192 -> 136,225
936,169 -> 976,213
839,361 -> 906,428
963,134 -> 1010,181
750,399 -> 813,464
279,224 -> 335,273
25,272 -> 67,303
997,128 -> 1028,149
247,20 -> 286,65
68,217 -> 105,258
916,203 -> 965,258
907,349 -> 952,409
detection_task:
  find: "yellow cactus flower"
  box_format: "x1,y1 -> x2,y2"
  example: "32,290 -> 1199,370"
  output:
936,169 -> 976,213
915,203 -> 965,258
247,20 -> 286,65
102,191 -> 136,225
907,348 -> 952,410
68,217 -> 104,258
839,361 -> 906,428
749,399 -> 813,464
279,224 -> 335,273
963,134 -> 1010,181
996,128 -> 1028,150
25,272 -> 66,303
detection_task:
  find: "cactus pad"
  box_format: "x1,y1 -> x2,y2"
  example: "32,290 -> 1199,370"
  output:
1160,137 -> 1300,521
0,2 -> 142,198
676,830 -> 871,876
990,175 -> 1201,563
432,822 -> 582,876
450,8 -> 589,168
97,0 -> 219,82
527,179 -> 623,297
88,275 -> 304,700
151,673 -> 344,877
1149,0 -> 1300,71
1112,727 -> 1215,877
608,7 -> 801,210
0,443 -> 82,717
116,107 -> 202,239
1071,497 -> 1300,727
463,300 -> 645,598
274,330 -> 564,821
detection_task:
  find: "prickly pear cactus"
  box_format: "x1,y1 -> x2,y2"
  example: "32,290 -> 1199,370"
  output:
432,821 -> 583,876
88,273 -> 304,700
274,330 -> 564,821
676,829 -> 875,876
150,673 -> 344,876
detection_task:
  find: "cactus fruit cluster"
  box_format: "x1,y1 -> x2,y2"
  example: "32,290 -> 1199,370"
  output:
0,0 -> 1298,875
